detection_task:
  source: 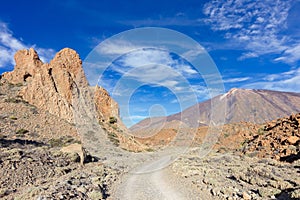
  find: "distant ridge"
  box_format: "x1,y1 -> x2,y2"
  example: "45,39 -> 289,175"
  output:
131,88 -> 300,132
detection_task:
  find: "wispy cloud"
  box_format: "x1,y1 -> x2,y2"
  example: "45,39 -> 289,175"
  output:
274,43 -> 300,63
223,77 -> 251,83
108,48 -> 199,89
242,67 -> 300,92
203,0 -> 300,63
120,16 -> 204,27
0,22 -> 55,69
96,39 -> 142,56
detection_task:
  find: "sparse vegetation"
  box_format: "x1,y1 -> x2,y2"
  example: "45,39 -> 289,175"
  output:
5,98 -> 22,103
257,127 -> 265,135
4,97 -> 28,104
9,116 -> 18,120
49,136 -> 81,147
145,148 -> 154,152
111,125 -> 117,130
109,116 -> 117,124
8,82 -> 23,88
107,131 -> 119,146
223,133 -> 229,138
49,138 -> 65,147
241,138 -> 249,146
16,129 -> 29,135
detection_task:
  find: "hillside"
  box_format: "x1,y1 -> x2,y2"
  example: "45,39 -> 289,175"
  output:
131,88 -> 300,134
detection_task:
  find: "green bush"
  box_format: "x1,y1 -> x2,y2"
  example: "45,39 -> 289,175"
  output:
5,97 -> 28,104
8,82 -> 23,88
107,132 -> 119,146
9,116 -> 18,120
257,127 -> 265,135
16,129 -> 29,134
5,98 -> 22,103
49,138 -> 64,147
241,138 -> 249,146
16,129 -> 29,137
49,136 -> 81,147
223,133 -> 229,138
109,116 -> 117,124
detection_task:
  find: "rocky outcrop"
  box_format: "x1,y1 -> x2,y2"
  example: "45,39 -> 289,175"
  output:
1,48 -> 147,152
243,113 -> 300,162
94,86 -> 119,123
60,143 -> 86,166
2,48 -> 88,122
1,48 -> 43,84
2,48 -> 124,126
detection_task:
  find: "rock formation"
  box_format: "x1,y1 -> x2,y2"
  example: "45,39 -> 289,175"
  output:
1,48 -> 146,152
94,86 -> 119,122
2,48 -> 88,122
2,48 -> 124,125
243,113 -> 300,161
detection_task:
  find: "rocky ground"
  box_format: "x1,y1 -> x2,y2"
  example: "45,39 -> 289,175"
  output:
0,79 -> 121,200
169,113 -> 300,200
0,139 -> 120,200
171,150 -> 300,200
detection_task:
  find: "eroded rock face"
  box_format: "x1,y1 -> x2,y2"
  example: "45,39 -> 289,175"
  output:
2,48 -> 43,84
2,48 -> 88,122
1,48 -> 146,151
94,86 -> 119,122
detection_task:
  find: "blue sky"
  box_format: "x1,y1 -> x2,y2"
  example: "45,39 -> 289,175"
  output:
1,0 -> 300,127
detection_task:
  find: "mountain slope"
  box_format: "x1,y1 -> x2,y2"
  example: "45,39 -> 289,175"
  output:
131,88 -> 300,132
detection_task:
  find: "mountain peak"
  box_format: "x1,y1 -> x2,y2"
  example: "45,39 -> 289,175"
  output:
227,87 -> 239,95
227,87 -> 253,93
220,88 -> 254,100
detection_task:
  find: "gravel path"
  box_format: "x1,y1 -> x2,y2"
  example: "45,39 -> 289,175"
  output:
105,146 -> 212,200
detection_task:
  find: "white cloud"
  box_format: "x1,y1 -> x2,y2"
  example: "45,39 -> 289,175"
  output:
111,48 -> 199,86
33,47 -> 56,64
120,49 -> 173,67
274,43 -> 300,63
223,77 -> 251,83
181,46 -> 206,60
243,67 -> 300,92
203,0 -> 300,63
170,99 -> 178,104
96,39 -> 143,56
0,22 -> 55,69
238,52 -> 258,60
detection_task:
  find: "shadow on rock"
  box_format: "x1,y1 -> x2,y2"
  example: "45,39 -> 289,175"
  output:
280,151 -> 300,163
0,138 -> 45,148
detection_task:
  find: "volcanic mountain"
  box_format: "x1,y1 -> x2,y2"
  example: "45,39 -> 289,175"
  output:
130,88 -> 300,133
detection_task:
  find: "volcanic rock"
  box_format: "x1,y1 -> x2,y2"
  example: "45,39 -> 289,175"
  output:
2,48 -> 87,122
